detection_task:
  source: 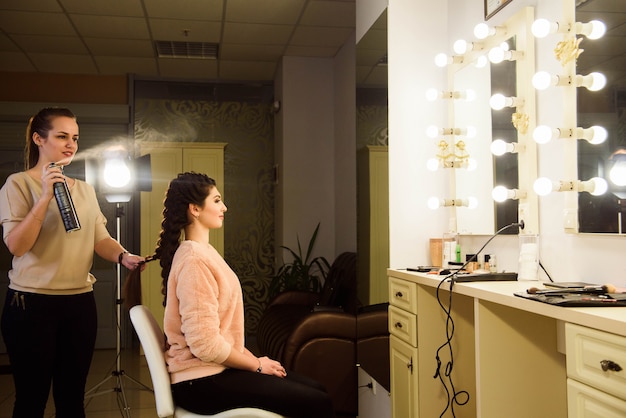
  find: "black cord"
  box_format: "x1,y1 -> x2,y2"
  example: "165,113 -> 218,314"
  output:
433,220 -> 524,417
539,260 -> 553,282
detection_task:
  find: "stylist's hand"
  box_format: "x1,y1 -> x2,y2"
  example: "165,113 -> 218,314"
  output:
258,356 -> 287,378
121,253 -> 146,271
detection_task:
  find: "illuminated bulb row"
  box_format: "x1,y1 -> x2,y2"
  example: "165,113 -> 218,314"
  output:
532,71 -> 607,92
426,157 -> 478,171
490,94 -> 524,110
490,139 -> 524,156
426,125 -> 477,138
427,197 -> 478,210
531,18 -> 606,40
425,88 -> 476,102
533,177 -> 608,196
532,125 -> 607,145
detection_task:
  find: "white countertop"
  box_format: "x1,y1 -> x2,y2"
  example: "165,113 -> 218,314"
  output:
388,269 -> 626,337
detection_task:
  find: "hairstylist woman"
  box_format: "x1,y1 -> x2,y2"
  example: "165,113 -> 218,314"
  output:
0,107 -> 144,418
151,172 -> 334,417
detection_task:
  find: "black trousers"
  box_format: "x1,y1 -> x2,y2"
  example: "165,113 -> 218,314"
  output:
1,289 -> 97,418
171,367 -> 335,418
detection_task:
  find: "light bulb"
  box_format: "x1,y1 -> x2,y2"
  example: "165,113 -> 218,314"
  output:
609,159 -> 626,187
427,197 -> 441,210
532,71 -> 554,90
435,53 -> 449,67
474,23 -> 490,39
586,126 -> 608,145
490,139 -> 507,156
475,55 -> 488,68
465,89 -> 476,102
531,18 -> 555,38
453,39 -> 468,55
426,125 -> 440,138
103,158 -> 131,188
489,93 -> 506,110
584,72 -> 606,91
425,88 -> 440,101
467,196 -> 478,210
465,126 -> 477,138
579,20 -> 606,40
466,158 -> 478,171
427,158 -> 440,171
492,186 -> 509,202
533,125 -> 555,144
588,177 -> 608,196
534,177 -> 554,196
488,47 -> 505,64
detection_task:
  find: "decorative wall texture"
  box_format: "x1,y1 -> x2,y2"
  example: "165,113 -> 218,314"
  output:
134,84 -> 275,336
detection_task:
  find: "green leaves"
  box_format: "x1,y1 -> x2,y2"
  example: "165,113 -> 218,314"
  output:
269,223 -> 331,297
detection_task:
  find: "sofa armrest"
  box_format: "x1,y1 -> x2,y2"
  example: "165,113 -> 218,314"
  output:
282,311 -> 356,367
267,290 -> 320,308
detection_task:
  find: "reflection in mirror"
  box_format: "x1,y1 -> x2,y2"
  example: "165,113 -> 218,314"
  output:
576,0 -> 626,233
490,37 -> 520,233
356,9 -> 388,307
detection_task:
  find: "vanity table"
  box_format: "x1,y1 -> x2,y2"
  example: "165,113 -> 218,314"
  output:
388,269 -> 626,418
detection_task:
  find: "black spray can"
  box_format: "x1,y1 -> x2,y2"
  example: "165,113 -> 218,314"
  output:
50,163 -> 81,232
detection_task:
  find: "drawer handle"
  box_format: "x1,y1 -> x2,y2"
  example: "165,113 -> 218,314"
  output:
395,291 -> 403,298
394,322 -> 403,329
600,360 -> 622,372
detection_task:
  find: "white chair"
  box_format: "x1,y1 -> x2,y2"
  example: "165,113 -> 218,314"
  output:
129,305 -> 284,418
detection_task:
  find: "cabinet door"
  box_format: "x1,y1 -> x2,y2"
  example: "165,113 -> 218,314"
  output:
390,335 -> 418,418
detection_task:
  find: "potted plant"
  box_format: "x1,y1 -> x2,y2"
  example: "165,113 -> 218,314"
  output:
269,223 -> 331,297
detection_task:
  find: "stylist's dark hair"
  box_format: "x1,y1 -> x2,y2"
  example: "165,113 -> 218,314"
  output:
25,107 -> 77,169
122,172 -> 216,309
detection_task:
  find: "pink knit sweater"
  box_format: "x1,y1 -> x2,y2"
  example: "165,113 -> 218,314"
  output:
163,240 -> 246,384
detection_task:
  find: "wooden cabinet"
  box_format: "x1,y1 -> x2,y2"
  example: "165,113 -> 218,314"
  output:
388,270 -> 626,418
139,142 -> 226,328
357,146 -> 389,305
388,276 -> 418,418
565,323 -> 626,417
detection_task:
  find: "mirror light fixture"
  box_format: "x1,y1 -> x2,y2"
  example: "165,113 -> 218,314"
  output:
473,23 -> 507,40
453,39 -> 484,55
425,88 -> 476,102
533,177 -> 608,196
490,93 -> 524,110
532,125 -> 607,145
609,151 -> 626,187
426,125 -> 477,139
490,139 -> 524,156
532,71 -> 606,91
488,46 -> 523,63
434,53 -> 464,67
531,18 -> 606,40
492,186 -> 527,202
428,196 -> 478,210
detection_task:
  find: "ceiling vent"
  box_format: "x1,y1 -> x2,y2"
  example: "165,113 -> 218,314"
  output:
155,41 -> 219,59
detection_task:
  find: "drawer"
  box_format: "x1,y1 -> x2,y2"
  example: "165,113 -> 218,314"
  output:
566,323 -> 626,401
567,378 -> 626,418
389,304 -> 417,346
389,276 -> 418,313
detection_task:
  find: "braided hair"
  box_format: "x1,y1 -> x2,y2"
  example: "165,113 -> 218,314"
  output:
123,172 -> 216,309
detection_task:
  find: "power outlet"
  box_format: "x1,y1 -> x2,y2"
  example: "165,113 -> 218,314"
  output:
563,208 -> 577,229
518,203 -> 529,228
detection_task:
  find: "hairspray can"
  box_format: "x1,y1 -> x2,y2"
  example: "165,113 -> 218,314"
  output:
50,163 -> 81,232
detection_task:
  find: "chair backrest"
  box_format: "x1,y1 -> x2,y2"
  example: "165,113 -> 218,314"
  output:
318,251 -> 358,312
129,305 -> 176,418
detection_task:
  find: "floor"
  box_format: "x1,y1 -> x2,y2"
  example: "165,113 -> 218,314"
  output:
0,348 -> 158,418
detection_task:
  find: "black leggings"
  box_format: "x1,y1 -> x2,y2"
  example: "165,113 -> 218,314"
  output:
1,289 -> 97,418
171,368 -> 335,418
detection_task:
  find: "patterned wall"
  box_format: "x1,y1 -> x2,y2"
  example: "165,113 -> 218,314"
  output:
134,82 -> 275,336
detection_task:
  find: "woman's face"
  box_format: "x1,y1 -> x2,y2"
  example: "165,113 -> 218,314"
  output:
197,186 -> 227,229
36,116 -> 79,166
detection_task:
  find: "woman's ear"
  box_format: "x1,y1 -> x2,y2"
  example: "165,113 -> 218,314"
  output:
188,203 -> 199,219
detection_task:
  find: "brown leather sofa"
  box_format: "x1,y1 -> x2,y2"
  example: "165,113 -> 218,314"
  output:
256,252 -> 389,417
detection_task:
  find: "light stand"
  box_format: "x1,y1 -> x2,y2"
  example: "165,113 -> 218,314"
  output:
84,151 -> 152,417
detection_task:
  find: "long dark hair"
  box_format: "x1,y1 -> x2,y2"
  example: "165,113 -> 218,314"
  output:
123,172 -> 216,309
25,107 -> 76,169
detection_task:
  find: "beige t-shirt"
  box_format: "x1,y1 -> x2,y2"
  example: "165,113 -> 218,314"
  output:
0,172 -> 111,295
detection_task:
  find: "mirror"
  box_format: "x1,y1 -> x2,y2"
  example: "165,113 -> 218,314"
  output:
451,7 -> 537,235
576,0 -> 626,233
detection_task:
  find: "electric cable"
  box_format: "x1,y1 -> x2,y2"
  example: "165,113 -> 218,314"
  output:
433,220 -> 524,417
